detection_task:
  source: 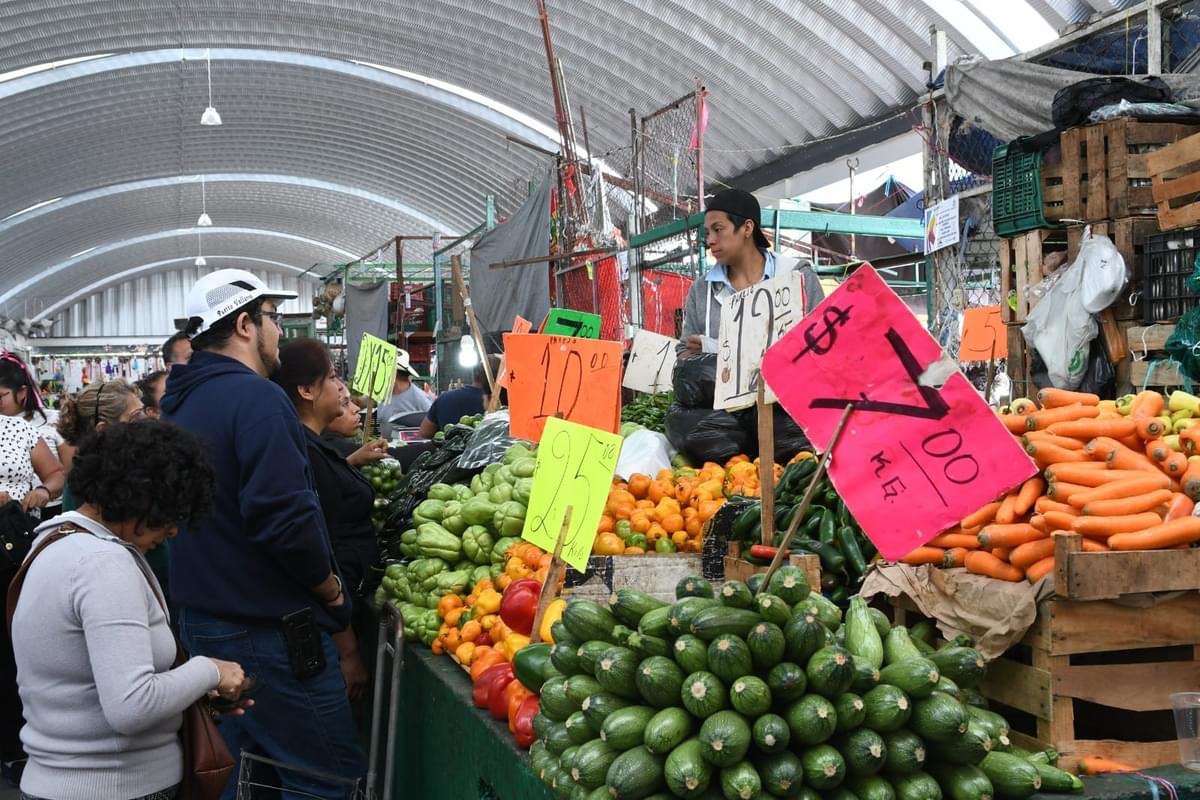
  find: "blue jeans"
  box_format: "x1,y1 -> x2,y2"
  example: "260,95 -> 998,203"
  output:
178,608 -> 366,800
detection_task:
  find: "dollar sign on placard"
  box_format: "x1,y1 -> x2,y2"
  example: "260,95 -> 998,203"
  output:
791,305 -> 852,361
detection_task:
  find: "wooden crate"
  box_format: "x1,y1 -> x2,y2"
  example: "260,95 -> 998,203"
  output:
564,553 -> 705,603
1040,146 -> 1065,223
1006,324 -> 1036,399
1061,119 -> 1200,222
1066,217 -> 1160,321
984,534 -> 1200,772
1148,129 -> 1200,231
1125,323 -> 1186,388
723,542 -> 821,591
1000,229 -> 1069,324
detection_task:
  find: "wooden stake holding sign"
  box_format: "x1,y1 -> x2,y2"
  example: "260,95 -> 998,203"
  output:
451,255 -> 496,395
350,332 -> 398,441
529,507 -> 572,645
757,378 -> 775,546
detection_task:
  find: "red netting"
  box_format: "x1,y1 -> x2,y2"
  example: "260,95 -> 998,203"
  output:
557,260 -> 693,342
640,269 -> 691,339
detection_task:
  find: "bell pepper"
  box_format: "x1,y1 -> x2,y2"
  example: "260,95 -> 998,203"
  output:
469,646 -> 505,681
493,501 -> 527,538
488,668 -> 517,720
505,679 -> 533,728
461,525 -> 494,565
500,577 -> 541,635
475,587 -> 502,616
488,482 -> 514,505
462,498 -> 498,527
427,483 -> 458,502
412,499 -> 447,526
539,598 -> 566,643
510,457 -> 537,479
513,477 -> 534,506
512,694 -> 539,749
512,643 -> 552,693
416,523 -> 462,561
472,663 -> 513,710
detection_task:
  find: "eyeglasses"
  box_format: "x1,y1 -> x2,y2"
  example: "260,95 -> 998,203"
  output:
255,310 -> 282,327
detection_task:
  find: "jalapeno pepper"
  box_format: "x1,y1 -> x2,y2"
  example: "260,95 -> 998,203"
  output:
819,508 -> 837,545
836,525 -> 868,579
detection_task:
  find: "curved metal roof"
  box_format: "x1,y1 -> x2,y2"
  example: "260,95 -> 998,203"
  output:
0,0 -> 1133,323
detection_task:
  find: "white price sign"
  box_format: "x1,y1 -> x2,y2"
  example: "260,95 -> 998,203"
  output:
715,271 -> 805,410
622,329 -> 678,394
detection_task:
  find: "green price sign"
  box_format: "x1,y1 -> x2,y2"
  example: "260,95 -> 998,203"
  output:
542,308 -> 601,339
351,333 -> 398,404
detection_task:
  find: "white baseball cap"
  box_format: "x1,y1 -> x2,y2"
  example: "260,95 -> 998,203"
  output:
395,349 -> 420,378
184,269 -> 298,338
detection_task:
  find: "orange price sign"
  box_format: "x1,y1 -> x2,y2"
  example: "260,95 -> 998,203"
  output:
503,333 -> 623,441
959,306 -> 1007,361
497,316 -> 533,391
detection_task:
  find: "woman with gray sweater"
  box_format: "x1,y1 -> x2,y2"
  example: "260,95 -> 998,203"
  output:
9,421 -> 251,800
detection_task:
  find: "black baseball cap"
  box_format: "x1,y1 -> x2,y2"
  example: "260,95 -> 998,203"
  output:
707,189 -> 770,250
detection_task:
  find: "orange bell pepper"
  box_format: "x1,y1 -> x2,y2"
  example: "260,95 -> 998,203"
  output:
506,681 -> 533,732
461,619 -> 482,643
437,594 -> 463,618
469,646 -> 504,681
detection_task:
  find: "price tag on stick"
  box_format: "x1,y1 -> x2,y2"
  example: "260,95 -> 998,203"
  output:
715,271 -> 805,410
543,308 -> 602,339
521,418 -> 623,572
623,329 -> 679,394
761,267 -> 1037,560
350,333 -> 398,405
503,333 -> 622,441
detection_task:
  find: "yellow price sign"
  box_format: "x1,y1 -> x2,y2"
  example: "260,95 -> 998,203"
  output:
351,333 -> 398,405
521,417 -> 623,572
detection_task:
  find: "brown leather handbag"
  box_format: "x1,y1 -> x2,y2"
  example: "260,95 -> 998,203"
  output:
7,525 -> 236,800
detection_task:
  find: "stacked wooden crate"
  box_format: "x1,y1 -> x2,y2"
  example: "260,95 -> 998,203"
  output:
1124,323 -> 1185,390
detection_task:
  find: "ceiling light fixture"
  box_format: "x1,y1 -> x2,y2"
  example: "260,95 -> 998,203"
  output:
194,230 -> 207,267
200,49 -> 222,126
197,174 -> 213,226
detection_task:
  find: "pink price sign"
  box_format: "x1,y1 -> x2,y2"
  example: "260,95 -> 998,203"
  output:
761,267 -> 1036,560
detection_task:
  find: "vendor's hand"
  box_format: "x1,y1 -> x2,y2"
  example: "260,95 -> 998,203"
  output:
685,335 -> 705,355
347,439 -> 389,467
339,649 -> 369,702
210,658 -> 250,700
20,487 -> 49,513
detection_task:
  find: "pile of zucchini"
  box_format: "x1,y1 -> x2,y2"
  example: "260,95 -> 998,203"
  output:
528,574 -> 1082,800
728,459 -> 876,606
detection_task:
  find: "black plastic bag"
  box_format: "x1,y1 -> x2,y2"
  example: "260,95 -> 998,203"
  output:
1052,77 -> 1171,129
732,405 -> 814,464
1029,335 -> 1115,396
665,403 -> 749,465
673,353 -> 717,409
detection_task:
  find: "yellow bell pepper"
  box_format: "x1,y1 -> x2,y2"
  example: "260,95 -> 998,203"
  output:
539,598 -> 567,643
505,556 -> 532,579
475,587 -> 502,616
478,613 -> 499,631
455,641 -> 476,666
505,633 -> 532,655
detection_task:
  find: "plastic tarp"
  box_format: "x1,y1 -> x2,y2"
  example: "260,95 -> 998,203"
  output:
344,280 -> 390,379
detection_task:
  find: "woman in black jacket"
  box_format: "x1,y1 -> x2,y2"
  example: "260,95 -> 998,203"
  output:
273,338 -> 383,701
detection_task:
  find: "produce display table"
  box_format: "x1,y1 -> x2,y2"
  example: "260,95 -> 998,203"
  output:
1034,766 -> 1200,800
391,643 -> 552,800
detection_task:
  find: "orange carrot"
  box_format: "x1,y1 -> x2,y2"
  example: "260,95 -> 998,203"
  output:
1164,492 -> 1196,522
1129,391 -> 1165,420
961,501 -> 1002,530
943,547 -> 969,568
1037,388 -> 1100,408
929,532 -> 982,549
1180,427 -> 1200,456
1026,404 -> 1101,431
1145,438 -> 1172,463
964,550 -> 1025,581
1025,556 -> 1056,583
1067,474 -> 1174,508
1078,757 -> 1136,775
1162,451 -> 1190,478
1041,510 -> 1080,532
1108,517 -> 1200,550
991,546 -> 1013,561
1014,477 -> 1045,516
978,523 -> 1046,549
1057,533 -> 1111,552
1030,515 -> 1052,534
1182,460 -> 1200,500
1010,398 -> 1038,415
1088,436 -> 1160,472
1000,415 -> 1030,434
1046,482 -> 1092,502
1081,488 -> 1175,517
1045,418 -> 1137,439
1070,512 -> 1163,537
993,494 -> 1019,525
1046,465 -> 1157,488
1023,431 -> 1086,451
1010,537 -> 1057,570
1035,497 -> 1078,516
1137,416 -> 1168,441
900,546 -> 946,566
1025,441 -> 1090,465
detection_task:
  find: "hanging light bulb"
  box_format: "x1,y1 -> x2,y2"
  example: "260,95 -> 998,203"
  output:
194,255 -> 207,267
196,175 -> 212,226
194,230 -> 207,267
458,334 -> 479,368
200,49 -> 222,126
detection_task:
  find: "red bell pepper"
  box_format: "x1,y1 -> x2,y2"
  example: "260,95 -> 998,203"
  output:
488,669 -> 516,720
500,578 -> 541,636
512,694 -> 540,749
472,663 -> 513,711
476,631 -> 492,648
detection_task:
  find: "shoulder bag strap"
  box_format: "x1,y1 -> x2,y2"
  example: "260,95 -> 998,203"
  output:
6,524 -> 83,631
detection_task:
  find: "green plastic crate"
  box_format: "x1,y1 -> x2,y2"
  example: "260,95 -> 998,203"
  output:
993,143 -> 1059,237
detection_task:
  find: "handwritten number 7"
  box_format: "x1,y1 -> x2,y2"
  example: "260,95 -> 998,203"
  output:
809,328 -> 951,420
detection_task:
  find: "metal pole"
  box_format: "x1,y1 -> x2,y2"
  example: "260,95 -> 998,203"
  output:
431,232 -> 442,386
847,158 -> 859,260
695,81 -> 706,213
393,238 -> 403,343
1147,2 -> 1163,74
486,195 -> 496,230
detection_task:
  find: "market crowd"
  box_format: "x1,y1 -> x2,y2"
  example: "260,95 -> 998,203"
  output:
0,268 -> 496,800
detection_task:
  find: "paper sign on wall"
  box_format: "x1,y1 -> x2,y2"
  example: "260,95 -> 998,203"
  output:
715,271 -> 805,410
350,333 -> 398,405
623,329 -> 679,394
959,306 -> 1008,361
521,417 -> 623,572
923,196 -> 960,254
761,267 -> 1036,560
542,308 -> 602,339
503,333 -> 623,441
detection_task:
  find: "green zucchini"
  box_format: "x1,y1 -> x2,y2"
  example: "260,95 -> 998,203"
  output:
627,632 -> 670,660
681,671 -> 729,719
883,627 -> 924,665
719,580 -> 755,609
785,694 -> 838,746
707,634 -> 754,684
766,661 -> 808,705
767,566 -> 811,605
869,607 -> 893,639
570,738 -> 619,790
839,727 -> 888,777
978,752 -> 1041,799
800,744 -> 847,791
668,597 -> 721,638
564,710 -> 598,745
664,737 -> 713,799
783,612 -> 829,665
852,659 -> 882,694
729,675 -> 772,717
893,771 -> 943,800
676,575 -> 715,600
862,684 -> 912,733
930,764 -> 995,800
674,634 -> 711,674
636,656 -> 686,709
606,746 -> 666,799
575,641 -> 610,675
835,692 -> 868,733
803,591 -> 844,629
806,645 -> 856,698
579,691 -> 631,730
965,707 -> 1010,741
565,675 -> 603,707
719,761 -> 762,800
752,713 -> 791,755
690,607 -> 762,641
881,730 -> 926,776
1030,762 -> 1082,793
929,719 -> 992,766
849,775 -> 897,800
746,621 -> 787,673
599,704 -> 656,750
910,693 -> 969,743
594,646 -> 641,700
930,647 -> 987,690
879,658 -> 941,699
609,589 -> 668,628
846,596 -> 886,669
754,593 -> 792,626
638,606 -> 672,639
644,706 -> 694,755
757,750 -> 804,797
698,710 -> 752,768
562,599 -> 618,643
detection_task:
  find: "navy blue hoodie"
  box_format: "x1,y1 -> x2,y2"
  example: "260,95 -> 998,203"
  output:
160,350 -> 351,632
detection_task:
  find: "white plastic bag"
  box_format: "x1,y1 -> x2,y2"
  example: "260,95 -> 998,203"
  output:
1077,228 -> 1128,312
1022,248 -> 1099,390
615,430 -> 676,481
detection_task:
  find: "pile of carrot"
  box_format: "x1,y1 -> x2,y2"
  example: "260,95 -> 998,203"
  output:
901,388 -> 1200,582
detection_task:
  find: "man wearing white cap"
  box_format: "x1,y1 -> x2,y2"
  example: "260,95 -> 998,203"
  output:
160,269 -> 365,799
375,349 -> 432,440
